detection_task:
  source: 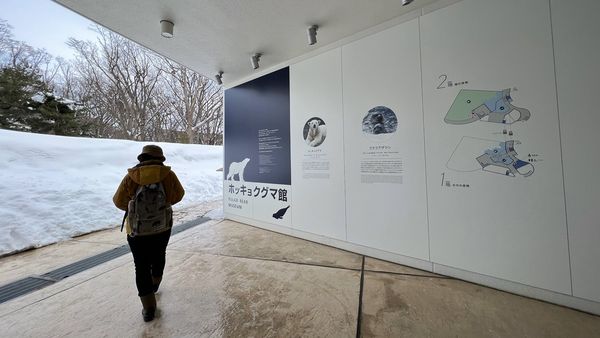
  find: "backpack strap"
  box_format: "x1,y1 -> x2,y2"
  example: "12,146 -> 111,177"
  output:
134,184 -> 145,197
120,210 -> 128,232
122,183 -> 141,233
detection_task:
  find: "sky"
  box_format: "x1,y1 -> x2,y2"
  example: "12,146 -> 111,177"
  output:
0,0 -> 99,59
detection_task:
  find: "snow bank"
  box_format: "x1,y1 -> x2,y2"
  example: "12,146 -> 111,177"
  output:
0,129 -> 223,256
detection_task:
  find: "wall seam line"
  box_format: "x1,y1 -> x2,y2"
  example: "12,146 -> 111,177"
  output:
548,0 -> 574,296
340,47 -> 349,242
418,16 -> 432,263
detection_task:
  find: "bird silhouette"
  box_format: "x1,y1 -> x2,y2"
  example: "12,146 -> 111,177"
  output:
272,205 -> 290,219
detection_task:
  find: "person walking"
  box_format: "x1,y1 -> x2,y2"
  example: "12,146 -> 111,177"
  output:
113,145 -> 185,322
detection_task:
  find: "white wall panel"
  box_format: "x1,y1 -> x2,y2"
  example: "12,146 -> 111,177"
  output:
552,0 -> 600,302
421,0 -> 571,294
290,49 -> 347,240
224,0 -> 600,310
342,19 -> 429,260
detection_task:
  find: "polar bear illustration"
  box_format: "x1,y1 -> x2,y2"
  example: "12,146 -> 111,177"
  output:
226,158 -> 250,182
305,119 -> 327,147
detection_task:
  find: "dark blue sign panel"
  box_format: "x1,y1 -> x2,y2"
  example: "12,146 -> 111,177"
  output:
224,67 -> 291,185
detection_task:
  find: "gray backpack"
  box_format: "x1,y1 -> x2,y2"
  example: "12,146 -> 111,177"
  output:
127,182 -> 172,236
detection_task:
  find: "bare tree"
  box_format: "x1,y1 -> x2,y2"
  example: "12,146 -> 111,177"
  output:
1,21 -> 225,144
68,26 -> 163,140
50,24 -> 224,144
159,58 -> 223,144
0,19 -> 12,53
53,58 -> 76,99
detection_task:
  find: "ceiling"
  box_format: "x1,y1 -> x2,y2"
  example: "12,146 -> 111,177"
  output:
54,0 -> 440,86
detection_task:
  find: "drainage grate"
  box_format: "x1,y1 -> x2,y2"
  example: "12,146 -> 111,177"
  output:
0,216 -> 211,304
171,216 -> 210,235
42,245 -> 131,281
0,277 -> 56,304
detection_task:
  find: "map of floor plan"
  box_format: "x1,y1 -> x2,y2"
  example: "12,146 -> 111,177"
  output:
476,140 -> 534,177
445,89 -> 531,125
446,137 -> 534,177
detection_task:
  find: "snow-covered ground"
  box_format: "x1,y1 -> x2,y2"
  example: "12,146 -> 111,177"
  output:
0,129 -> 223,256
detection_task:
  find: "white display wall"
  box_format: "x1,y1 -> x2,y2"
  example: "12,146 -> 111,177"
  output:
551,0 -> 600,303
290,49 -> 346,240
341,19 -> 429,260
421,0 -> 570,294
225,0 -> 600,311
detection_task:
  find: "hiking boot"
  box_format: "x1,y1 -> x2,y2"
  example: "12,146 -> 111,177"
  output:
140,294 -> 156,322
152,276 -> 162,293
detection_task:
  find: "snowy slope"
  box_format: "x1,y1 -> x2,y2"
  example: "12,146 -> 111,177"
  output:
0,129 -> 223,256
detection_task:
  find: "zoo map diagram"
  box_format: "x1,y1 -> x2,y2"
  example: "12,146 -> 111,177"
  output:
444,89 -> 535,178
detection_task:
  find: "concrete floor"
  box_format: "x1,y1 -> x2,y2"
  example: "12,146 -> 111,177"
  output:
1,217 -> 599,337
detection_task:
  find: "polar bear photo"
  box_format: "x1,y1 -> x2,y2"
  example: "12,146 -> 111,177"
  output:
226,158 -> 250,182
305,119 -> 327,147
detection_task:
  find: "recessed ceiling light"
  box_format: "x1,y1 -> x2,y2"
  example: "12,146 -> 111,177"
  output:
251,53 -> 262,70
160,20 -> 174,38
215,71 -> 223,85
307,25 -> 318,45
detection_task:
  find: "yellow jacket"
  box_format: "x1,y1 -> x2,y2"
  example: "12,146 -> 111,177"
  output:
113,161 -> 185,235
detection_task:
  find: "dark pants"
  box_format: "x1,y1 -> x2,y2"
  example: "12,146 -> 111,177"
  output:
127,229 -> 171,297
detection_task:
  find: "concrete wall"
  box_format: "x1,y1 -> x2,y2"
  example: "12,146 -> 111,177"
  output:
224,0 -> 600,314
